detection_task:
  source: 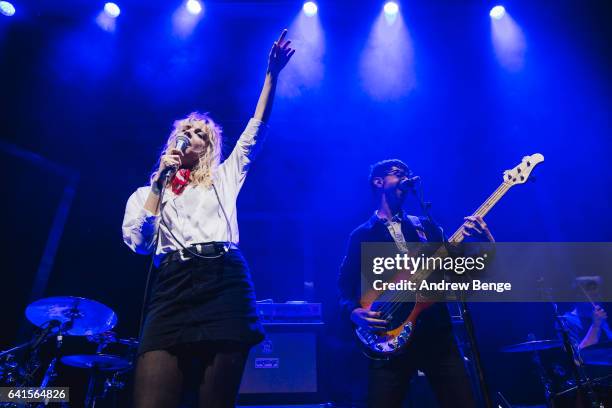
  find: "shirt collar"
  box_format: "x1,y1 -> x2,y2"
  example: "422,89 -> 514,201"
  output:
373,210 -> 404,224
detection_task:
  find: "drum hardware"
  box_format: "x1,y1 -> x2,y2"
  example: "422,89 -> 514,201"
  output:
61,354 -> 132,407
579,342 -> 612,367
25,296 -> 118,336
503,334 -> 558,407
500,334 -> 611,408
550,301 -> 602,407
24,297 -> 118,392
0,296 -> 134,408
0,353 -> 19,386
0,320 -> 63,387
531,280 -> 605,407
501,339 -> 562,353
497,277 -> 611,408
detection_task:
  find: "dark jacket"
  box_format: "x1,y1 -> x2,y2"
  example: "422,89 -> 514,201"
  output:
338,212 -> 452,334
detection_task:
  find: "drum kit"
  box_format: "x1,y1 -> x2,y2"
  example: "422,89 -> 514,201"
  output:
501,335 -> 612,406
1,295 -> 610,407
0,296 -> 137,407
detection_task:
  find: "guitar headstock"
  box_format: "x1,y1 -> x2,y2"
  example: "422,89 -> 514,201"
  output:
503,153 -> 544,185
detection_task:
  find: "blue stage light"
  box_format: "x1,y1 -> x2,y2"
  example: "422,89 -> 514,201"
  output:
303,1 -> 318,17
490,5 -> 506,20
0,1 -> 15,16
186,0 -> 202,15
104,2 -> 120,18
383,1 -> 399,17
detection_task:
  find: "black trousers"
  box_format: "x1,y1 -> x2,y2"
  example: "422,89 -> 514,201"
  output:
368,331 -> 475,408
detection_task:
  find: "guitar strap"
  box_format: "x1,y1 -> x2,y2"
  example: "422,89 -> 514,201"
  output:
406,215 -> 428,242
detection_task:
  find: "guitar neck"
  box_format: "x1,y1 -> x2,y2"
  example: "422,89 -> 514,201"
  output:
372,153 -> 543,305
447,181 -> 512,243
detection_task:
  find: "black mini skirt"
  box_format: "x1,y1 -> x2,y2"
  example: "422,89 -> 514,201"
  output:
138,248 -> 265,355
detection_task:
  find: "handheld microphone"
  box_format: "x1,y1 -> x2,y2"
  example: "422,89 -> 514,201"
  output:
175,134 -> 191,154
398,176 -> 421,192
159,134 -> 191,180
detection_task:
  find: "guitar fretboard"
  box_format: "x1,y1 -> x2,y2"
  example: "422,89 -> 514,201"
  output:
447,181 -> 511,243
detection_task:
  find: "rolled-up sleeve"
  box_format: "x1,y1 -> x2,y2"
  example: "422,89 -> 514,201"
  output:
220,118 -> 268,188
122,187 -> 159,255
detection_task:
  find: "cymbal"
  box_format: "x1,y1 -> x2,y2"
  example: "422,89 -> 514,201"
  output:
501,339 -> 562,353
60,354 -> 131,371
580,342 -> 612,366
25,296 -> 118,336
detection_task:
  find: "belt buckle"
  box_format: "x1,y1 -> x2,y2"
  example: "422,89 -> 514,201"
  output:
178,249 -> 190,262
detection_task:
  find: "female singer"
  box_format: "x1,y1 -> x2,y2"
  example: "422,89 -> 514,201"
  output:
122,30 -> 294,408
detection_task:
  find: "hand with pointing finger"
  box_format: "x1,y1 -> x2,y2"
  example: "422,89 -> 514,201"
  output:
267,29 -> 295,76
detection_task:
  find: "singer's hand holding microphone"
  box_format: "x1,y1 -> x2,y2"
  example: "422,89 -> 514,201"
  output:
151,134 -> 191,193
156,149 -> 182,177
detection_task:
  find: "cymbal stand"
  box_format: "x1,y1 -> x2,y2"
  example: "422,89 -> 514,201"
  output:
525,333 -> 554,407
37,320 -> 70,389
550,302 -> 601,408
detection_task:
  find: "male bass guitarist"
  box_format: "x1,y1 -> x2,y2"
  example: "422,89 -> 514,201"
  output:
338,159 -> 495,408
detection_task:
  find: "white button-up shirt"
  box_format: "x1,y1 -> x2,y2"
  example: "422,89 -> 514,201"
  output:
122,118 -> 267,264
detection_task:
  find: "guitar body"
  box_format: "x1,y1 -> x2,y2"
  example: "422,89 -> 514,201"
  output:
356,295 -> 434,358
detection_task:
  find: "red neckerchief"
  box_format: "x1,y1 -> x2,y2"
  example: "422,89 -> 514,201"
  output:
170,169 -> 191,195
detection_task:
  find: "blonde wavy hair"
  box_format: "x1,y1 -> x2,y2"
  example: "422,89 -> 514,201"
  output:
152,112 -> 223,188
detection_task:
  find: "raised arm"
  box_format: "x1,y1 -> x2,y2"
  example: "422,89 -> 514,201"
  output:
253,29 -> 295,123
579,306 -> 607,350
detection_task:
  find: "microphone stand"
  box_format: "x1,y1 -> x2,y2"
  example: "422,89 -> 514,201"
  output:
537,279 -> 601,407
138,136 -> 190,338
137,170 -> 172,339
410,180 -> 493,408
551,303 -> 600,407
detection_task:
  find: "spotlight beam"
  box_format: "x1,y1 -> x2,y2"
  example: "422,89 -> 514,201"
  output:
0,1 -> 16,16
104,2 -> 120,18
303,1 -> 318,17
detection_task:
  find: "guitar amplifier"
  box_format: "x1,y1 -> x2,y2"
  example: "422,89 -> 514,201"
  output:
255,301 -> 322,324
239,302 -> 323,396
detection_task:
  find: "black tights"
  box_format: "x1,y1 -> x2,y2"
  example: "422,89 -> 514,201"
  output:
133,341 -> 250,408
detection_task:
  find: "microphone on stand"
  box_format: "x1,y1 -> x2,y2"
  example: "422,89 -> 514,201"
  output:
398,176 -> 421,192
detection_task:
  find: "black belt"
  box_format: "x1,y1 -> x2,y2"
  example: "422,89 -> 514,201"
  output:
161,242 -> 237,265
